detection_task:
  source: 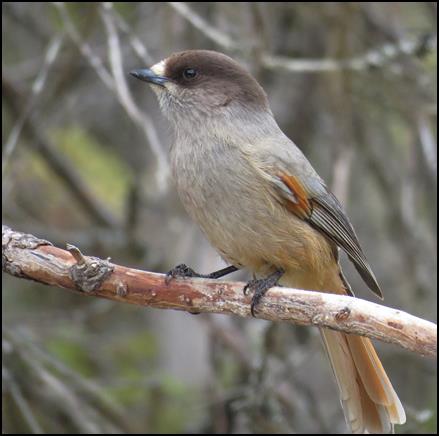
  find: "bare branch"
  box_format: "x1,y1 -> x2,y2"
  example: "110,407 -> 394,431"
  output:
53,2 -> 169,193
3,368 -> 44,434
169,2 -> 437,73
106,4 -> 154,65
168,2 -> 239,50
53,2 -> 115,89
100,3 -> 170,193
2,79 -> 119,229
2,34 -> 64,176
262,35 -> 437,73
416,111 -> 437,181
3,225 -> 436,358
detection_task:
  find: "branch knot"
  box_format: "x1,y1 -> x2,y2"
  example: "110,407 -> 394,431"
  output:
67,244 -> 114,293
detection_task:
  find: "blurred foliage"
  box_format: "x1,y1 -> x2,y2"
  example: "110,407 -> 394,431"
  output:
54,126 -> 132,213
2,2 -> 437,434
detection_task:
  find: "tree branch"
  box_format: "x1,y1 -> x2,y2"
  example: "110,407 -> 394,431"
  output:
2,79 -> 119,229
168,2 -> 437,74
3,34 -> 64,176
99,2 -> 170,193
53,2 -> 170,194
2,225 -> 436,357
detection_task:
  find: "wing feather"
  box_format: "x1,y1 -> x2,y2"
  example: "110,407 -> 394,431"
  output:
272,171 -> 383,298
310,192 -> 382,298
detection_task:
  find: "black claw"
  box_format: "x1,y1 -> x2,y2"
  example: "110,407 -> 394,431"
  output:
243,269 -> 284,317
251,296 -> 261,317
165,264 -> 239,285
243,282 -> 252,296
165,263 -> 199,284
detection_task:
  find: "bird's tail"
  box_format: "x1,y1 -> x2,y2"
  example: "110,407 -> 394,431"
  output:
320,328 -> 406,433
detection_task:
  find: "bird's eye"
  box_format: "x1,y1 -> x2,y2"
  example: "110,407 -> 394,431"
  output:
183,68 -> 197,80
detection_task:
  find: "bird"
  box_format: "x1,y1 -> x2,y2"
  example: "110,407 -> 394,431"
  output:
130,49 -> 406,433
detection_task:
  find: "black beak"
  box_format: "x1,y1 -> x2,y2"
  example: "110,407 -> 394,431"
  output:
129,68 -> 168,87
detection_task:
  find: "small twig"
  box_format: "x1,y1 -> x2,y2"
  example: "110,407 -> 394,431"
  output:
3,328 -> 126,432
65,243 -> 113,293
54,3 -> 169,194
3,225 -> 437,358
3,369 -> 44,434
53,2 -> 114,89
262,35 -> 437,73
416,112 -> 437,181
168,2 -> 239,50
107,4 -> 154,64
169,2 -> 437,74
100,3 -> 170,192
2,34 -> 64,176
2,79 -> 119,229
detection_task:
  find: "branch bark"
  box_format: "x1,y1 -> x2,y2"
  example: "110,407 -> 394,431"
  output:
2,225 -> 436,357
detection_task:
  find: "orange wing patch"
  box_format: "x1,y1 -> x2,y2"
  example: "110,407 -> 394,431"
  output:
278,173 -> 312,220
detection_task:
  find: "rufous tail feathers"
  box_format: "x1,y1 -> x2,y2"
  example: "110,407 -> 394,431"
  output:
320,329 -> 406,433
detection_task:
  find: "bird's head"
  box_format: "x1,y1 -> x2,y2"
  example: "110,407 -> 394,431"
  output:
130,50 -> 270,129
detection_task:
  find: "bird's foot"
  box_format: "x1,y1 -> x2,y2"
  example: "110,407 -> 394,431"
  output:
243,269 -> 284,317
165,263 -> 203,284
165,264 -> 238,284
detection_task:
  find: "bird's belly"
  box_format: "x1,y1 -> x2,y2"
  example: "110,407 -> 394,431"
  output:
171,142 -> 334,285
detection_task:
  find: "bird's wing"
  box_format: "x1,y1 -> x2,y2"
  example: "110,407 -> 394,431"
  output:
268,171 -> 383,298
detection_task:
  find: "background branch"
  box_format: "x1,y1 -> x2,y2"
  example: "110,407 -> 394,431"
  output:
3,225 -> 436,358
2,79 -> 119,229
53,2 -> 169,194
169,2 -> 437,73
2,34 -> 64,176
100,2 -> 170,193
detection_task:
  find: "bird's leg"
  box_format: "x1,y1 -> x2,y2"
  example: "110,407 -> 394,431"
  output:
165,264 -> 239,284
243,268 -> 284,317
